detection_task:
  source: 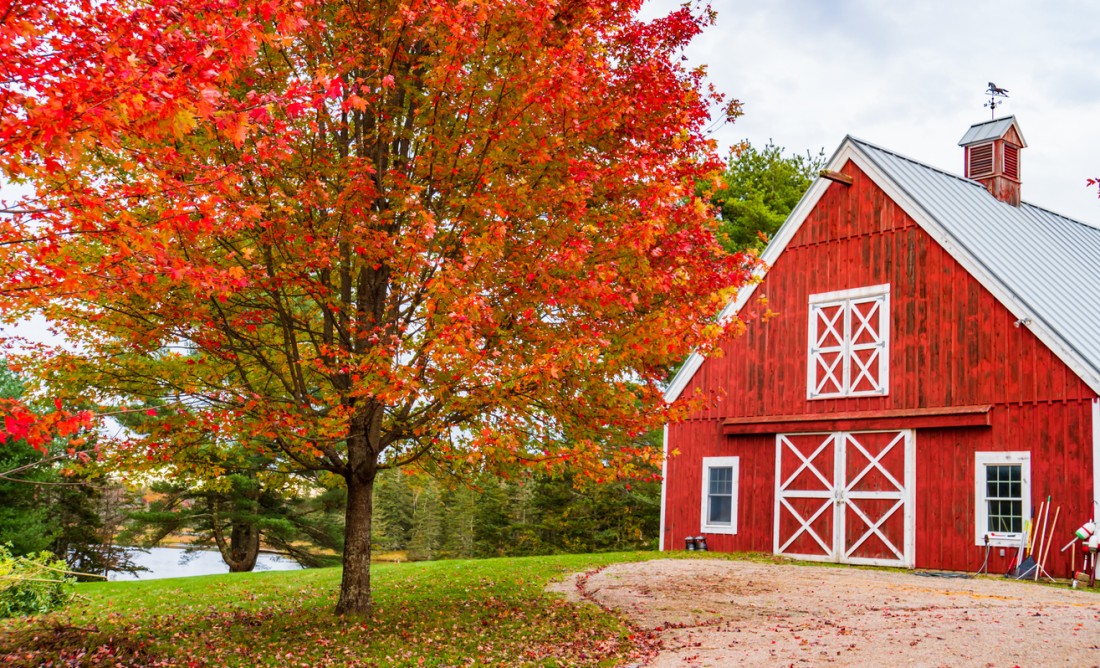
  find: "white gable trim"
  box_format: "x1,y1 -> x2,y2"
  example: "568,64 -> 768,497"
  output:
663,142 -> 858,404
663,137 -> 1100,404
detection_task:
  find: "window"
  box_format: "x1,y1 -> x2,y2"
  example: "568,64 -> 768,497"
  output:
974,451 -> 1031,547
807,284 -> 890,399
700,456 -> 739,534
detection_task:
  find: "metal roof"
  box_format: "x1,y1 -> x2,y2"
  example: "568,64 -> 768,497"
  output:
851,136 -> 1100,391
957,115 -> 1027,147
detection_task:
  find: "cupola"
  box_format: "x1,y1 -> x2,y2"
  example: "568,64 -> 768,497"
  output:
958,116 -> 1027,206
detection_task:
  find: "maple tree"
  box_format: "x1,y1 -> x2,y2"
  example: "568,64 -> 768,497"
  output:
1,0 -> 754,614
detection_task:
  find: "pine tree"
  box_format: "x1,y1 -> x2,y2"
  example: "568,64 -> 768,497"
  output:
439,483 -> 479,558
407,481 -> 443,562
371,469 -> 414,553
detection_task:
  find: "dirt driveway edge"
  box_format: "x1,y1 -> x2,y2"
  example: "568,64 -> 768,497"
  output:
548,558 -> 1100,667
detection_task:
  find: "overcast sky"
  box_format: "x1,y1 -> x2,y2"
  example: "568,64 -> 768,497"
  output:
642,0 -> 1100,226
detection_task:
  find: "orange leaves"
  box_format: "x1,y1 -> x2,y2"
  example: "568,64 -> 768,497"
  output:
171,108 -> 198,139
1,0 -> 752,497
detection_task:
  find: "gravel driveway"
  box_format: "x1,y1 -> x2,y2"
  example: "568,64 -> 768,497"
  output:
549,558 -> 1100,667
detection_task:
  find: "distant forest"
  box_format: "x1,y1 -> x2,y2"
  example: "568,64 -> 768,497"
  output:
371,466 -> 660,561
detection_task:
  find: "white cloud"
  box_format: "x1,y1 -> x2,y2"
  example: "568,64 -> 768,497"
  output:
644,0 -> 1100,224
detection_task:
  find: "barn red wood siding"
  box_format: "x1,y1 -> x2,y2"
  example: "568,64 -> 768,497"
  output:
664,160 -> 1097,576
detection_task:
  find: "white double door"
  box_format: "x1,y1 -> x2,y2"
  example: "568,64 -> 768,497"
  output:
774,430 -> 915,567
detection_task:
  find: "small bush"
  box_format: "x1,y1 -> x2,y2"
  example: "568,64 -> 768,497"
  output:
0,544 -> 75,618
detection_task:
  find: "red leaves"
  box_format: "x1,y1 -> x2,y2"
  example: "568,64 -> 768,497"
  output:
0,399 -> 94,453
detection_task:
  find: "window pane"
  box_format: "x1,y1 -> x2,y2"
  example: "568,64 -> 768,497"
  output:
987,499 -> 1023,533
985,465 -> 1022,500
709,467 -> 732,495
981,461 -> 1025,536
709,495 -> 732,524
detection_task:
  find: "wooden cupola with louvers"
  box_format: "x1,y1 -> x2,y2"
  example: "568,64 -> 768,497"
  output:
958,116 -> 1027,206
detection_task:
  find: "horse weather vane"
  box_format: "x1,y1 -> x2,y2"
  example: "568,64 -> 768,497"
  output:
985,82 -> 1008,119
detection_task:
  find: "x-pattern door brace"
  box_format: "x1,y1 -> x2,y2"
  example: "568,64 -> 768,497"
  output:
775,430 -> 913,568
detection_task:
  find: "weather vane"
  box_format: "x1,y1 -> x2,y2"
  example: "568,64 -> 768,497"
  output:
985,82 -> 1008,119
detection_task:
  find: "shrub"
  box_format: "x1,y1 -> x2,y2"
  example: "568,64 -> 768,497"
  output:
0,544 -> 75,618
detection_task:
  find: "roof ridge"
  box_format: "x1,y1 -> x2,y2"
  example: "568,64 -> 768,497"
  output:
849,136 -> 1100,232
846,135 -> 981,187
970,114 -> 1017,126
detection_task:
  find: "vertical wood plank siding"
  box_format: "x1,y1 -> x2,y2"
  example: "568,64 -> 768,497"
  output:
664,162 -> 1097,576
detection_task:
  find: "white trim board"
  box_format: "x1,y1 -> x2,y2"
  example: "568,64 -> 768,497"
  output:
1093,399 -> 1099,525
659,423 -> 668,551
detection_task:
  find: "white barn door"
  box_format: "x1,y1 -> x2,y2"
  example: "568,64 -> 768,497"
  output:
775,430 -> 915,567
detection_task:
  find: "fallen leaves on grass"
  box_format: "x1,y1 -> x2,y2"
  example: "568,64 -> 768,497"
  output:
1,554 -> 656,666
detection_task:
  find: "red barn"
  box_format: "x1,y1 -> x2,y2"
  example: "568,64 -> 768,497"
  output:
660,117 -> 1100,576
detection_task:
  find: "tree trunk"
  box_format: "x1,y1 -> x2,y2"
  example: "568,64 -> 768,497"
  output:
336,466 -> 375,616
210,500 -> 260,572
226,522 -> 260,572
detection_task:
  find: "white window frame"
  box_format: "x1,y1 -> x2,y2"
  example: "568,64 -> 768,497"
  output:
700,456 -> 740,534
974,451 -> 1031,547
807,284 -> 890,399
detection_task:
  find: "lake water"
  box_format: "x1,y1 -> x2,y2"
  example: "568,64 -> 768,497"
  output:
108,546 -> 302,581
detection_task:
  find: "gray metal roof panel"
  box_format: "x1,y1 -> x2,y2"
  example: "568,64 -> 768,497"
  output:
850,137 -> 1100,386
957,116 -> 1026,147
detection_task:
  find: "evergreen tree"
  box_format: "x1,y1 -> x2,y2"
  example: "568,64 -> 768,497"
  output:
439,483 -> 479,558
371,469 -> 414,553
123,466 -> 345,571
713,140 -> 826,251
529,474 -> 660,554
472,476 -> 516,557
407,480 -> 443,561
0,364 -> 142,579
0,366 -> 55,554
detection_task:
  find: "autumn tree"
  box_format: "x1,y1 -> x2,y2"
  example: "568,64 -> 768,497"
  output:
1,0 -> 753,614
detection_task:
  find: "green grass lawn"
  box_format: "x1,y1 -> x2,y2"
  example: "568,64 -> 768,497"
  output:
0,551 -> 662,667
